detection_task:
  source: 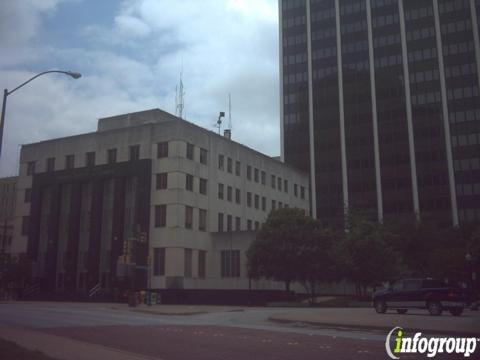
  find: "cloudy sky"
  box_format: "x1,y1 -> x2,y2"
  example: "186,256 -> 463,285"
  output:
0,0 -> 280,176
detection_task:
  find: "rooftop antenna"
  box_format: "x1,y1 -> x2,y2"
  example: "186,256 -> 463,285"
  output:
175,60 -> 185,119
228,93 -> 232,131
216,112 -> 225,135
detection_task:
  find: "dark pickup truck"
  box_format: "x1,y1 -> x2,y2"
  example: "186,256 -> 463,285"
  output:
372,278 -> 470,316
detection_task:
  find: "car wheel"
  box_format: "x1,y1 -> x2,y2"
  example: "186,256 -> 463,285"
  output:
449,307 -> 463,316
374,300 -> 387,314
396,309 -> 407,314
427,301 -> 443,316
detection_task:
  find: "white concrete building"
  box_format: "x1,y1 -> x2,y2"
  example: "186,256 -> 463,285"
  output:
12,109 -> 309,302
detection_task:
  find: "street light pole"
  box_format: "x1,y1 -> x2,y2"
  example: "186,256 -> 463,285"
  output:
0,70 -> 81,158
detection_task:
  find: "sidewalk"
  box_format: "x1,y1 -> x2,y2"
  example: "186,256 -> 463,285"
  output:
0,325 -> 161,360
268,308 -> 480,336
117,304 -> 245,316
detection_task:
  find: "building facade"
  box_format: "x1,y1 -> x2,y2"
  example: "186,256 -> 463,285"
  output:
0,176 -> 17,255
280,0 -> 480,227
11,109 -> 309,300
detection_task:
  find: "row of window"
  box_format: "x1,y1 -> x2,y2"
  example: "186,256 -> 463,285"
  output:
218,213 -> 260,233
440,19 -> 472,35
342,40 -> 368,55
312,27 -> 336,41
443,41 -> 475,56
447,86 -> 479,101
284,52 -> 307,65
454,158 -> 480,172
445,63 -> 477,79
406,26 -> 435,42
282,15 -> 305,29
283,33 -> 307,47
405,6 -> 433,21
372,13 -> 399,27
411,91 -> 441,106
452,132 -> 480,147
340,20 -> 367,35
218,154 -> 305,198
154,205 -> 208,231
340,1 -> 366,14
312,8 -> 335,22
456,183 -> 480,196
282,0 -> 304,11
374,33 -> 401,48
449,109 -> 480,124
439,0 -> 470,14
153,248 -> 207,279
408,47 -> 437,63
284,71 -> 308,85
409,68 -> 439,84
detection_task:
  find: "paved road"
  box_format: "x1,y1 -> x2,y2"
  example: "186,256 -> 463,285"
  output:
0,303 -> 475,359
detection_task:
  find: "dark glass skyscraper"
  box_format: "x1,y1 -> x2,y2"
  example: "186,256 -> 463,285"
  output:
280,0 -> 480,227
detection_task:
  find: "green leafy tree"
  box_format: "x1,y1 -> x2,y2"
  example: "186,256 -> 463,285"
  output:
247,208 -> 316,292
342,212 -> 401,296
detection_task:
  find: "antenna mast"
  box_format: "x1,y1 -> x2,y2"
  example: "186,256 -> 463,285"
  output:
228,93 -> 232,130
175,62 -> 185,119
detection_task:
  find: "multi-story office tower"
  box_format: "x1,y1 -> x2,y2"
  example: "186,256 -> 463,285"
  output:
11,109 -> 309,301
280,0 -> 480,227
0,176 -> 17,254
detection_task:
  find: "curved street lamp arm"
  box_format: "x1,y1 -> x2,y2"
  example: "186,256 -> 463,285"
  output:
7,70 -> 81,96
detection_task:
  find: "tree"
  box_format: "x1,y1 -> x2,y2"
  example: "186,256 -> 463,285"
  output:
296,227 -> 343,303
342,212 -> 401,296
247,208 -> 316,292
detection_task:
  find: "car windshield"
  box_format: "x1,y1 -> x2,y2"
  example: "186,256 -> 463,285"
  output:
422,279 -> 445,288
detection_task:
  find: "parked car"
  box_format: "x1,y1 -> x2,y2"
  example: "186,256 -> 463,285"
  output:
372,278 -> 467,316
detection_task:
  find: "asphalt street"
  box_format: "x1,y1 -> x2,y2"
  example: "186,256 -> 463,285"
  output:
0,303 -> 475,359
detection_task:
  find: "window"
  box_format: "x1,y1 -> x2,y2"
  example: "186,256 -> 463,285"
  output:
156,173 -> 168,190
272,200 -> 276,210
86,152 -> 95,167
279,202 -> 283,208
185,206 -> 193,229
198,250 -> 206,278
27,161 -> 36,175
218,154 -> 224,170
65,155 -> 74,169
199,209 -> 207,231
247,219 -> 252,230
277,177 -> 282,191
235,188 -> 241,204
107,149 -> 117,164
261,171 -> 266,185
200,148 -> 208,165
129,145 -> 140,161
247,192 -> 252,207
254,168 -> 259,182
262,196 -> 266,211
227,158 -> 233,173
218,183 -> 224,199
186,174 -> 194,191
284,179 -> 288,193
235,216 -> 241,231
153,248 -> 165,276
221,250 -> 240,277
22,216 -> 30,236
184,249 -> 192,278
254,194 -> 259,209
227,215 -> 232,231
247,165 -> 252,180
25,188 -> 32,203
227,186 -> 232,202
186,143 -> 194,160
235,161 -> 241,176
301,186 -> 305,199
255,221 -> 260,230
294,184 -> 298,197
157,142 -> 169,158
46,157 -> 55,172
199,178 -> 207,195
155,205 -> 167,227
218,213 -> 224,232
271,174 -> 276,188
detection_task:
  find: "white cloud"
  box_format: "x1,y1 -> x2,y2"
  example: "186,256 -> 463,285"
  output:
0,0 -> 280,176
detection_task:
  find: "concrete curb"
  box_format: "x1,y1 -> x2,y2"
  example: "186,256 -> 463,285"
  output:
268,316 -> 480,338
